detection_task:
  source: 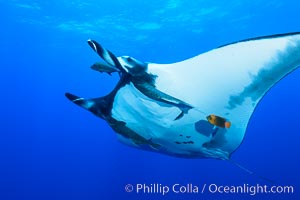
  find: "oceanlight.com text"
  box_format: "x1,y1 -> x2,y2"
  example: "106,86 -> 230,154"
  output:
207,183 -> 294,196
124,183 -> 294,196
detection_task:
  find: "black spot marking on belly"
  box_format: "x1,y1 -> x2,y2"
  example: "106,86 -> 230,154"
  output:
176,134 -> 194,145
175,141 -> 194,145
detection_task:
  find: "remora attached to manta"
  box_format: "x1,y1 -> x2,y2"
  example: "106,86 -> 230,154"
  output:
66,32 -> 300,160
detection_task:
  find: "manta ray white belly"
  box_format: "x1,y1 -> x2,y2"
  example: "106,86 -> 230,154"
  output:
66,33 -> 300,160
113,34 -> 300,159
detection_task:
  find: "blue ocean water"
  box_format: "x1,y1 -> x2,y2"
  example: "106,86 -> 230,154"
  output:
0,0 -> 300,199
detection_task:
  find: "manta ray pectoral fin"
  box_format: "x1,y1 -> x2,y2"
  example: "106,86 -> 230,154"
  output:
87,39 -> 126,73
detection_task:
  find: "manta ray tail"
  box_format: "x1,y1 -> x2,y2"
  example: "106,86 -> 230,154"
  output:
228,159 -> 274,183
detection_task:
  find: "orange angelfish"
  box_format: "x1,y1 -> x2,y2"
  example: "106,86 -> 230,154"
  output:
206,114 -> 231,128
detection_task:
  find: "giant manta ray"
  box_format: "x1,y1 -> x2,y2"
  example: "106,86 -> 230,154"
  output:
66,32 -> 300,160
